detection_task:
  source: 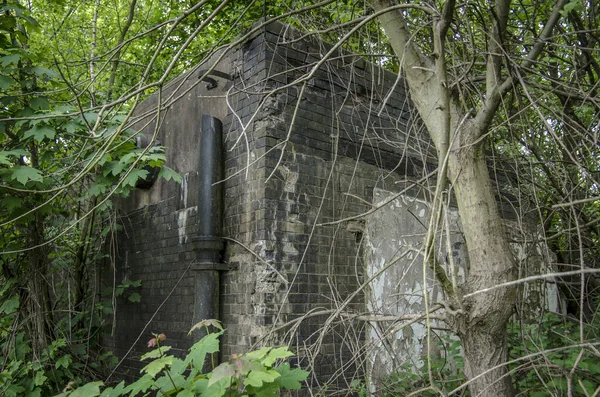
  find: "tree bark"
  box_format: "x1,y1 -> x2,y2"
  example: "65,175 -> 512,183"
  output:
372,1 -> 518,395
449,138 -> 517,396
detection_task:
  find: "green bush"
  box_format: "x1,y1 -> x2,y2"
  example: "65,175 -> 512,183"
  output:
55,320 -> 308,397
350,311 -> 599,396
509,312 -> 600,396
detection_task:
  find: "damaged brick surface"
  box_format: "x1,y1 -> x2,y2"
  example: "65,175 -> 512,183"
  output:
105,21 -> 432,389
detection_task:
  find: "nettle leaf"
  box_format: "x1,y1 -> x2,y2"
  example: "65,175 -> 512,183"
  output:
141,346 -> 172,360
243,369 -> 280,388
10,166 -> 43,185
0,193 -> 22,212
23,124 -> 55,142
69,381 -> 103,397
275,363 -> 308,390
158,166 -> 182,183
141,355 -> 173,377
4,384 -> 26,397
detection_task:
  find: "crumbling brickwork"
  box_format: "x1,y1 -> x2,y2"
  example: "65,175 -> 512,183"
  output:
105,21 -> 429,389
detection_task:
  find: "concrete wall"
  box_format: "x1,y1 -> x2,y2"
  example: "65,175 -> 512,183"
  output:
363,187 -> 562,389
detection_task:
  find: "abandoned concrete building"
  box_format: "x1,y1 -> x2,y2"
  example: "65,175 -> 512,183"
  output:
104,21 -> 559,390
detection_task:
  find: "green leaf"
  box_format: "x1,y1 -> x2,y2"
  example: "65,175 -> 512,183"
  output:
176,390 -> 196,397
128,292 -> 141,303
23,124 -> 55,142
141,355 -> 173,377
69,381 -> 103,397
245,382 -> 280,397
158,166 -> 182,183
0,75 -> 16,89
30,66 -> 58,79
33,371 -> 47,386
243,369 -> 280,388
245,347 -> 270,361
4,384 -> 26,397
0,294 -> 19,314
0,54 -> 20,67
123,169 -> 148,187
169,357 -> 187,377
203,376 -> 231,397
55,354 -> 72,369
275,363 -> 308,390
99,380 -> 125,397
188,319 -> 223,335
141,346 -> 172,360
29,97 -> 49,110
561,0 -> 582,15
185,331 -> 222,371
25,388 -> 41,397
122,374 -> 154,396
119,152 -> 138,164
103,161 -> 127,177
10,166 -> 43,185
262,347 -> 294,367
86,183 -> 108,198
209,363 -> 235,386
0,149 -> 28,165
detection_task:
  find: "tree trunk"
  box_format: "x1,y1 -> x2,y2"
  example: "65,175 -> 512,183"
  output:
449,140 -> 517,396
27,211 -> 53,356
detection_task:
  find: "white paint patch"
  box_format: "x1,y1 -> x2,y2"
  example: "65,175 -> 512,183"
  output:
181,173 -> 189,207
177,207 -> 196,245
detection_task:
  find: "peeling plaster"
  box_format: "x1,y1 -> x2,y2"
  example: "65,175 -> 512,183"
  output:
365,188 -> 564,386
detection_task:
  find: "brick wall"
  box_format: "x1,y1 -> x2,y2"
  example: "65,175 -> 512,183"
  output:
105,21 -> 430,390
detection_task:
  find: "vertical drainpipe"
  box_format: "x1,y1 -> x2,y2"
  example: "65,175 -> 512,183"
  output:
192,114 -> 227,339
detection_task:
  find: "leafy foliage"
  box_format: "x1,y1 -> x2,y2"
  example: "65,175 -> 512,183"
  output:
509,312 -> 600,396
57,323 -> 309,397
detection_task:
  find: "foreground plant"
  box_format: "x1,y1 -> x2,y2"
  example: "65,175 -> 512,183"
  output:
55,320 -> 308,397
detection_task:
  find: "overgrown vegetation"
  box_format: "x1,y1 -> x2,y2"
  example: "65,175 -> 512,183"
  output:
56,321 -> 308,397
1,0 -> 599,395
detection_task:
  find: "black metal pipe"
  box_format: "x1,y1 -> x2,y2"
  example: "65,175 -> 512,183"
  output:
196,114 -> 224,262
192,114 -> 225,339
